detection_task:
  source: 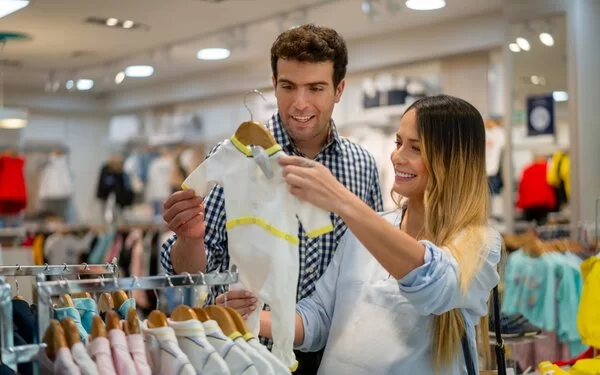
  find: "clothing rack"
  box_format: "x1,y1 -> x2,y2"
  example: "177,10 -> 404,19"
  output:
0,261 -> 120,372
0,259 -> 118,276
35,265 -> 240,349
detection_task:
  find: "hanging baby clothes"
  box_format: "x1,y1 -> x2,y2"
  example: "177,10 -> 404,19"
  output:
182,136 -> 333,370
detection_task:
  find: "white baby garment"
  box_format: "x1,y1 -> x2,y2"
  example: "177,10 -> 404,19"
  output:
182,136 -> 333,369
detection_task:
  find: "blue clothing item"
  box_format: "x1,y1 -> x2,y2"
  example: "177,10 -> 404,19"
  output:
116,298 -> 136,319
557,259 -> 587,357
501,250 -> 528,316
54,306 -> 88,342
88,230 -> 116,264
295,210 -> 501,375
72,298 -> 98,334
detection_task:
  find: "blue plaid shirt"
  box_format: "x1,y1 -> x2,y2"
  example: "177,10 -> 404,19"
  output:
161,112 -> 383,303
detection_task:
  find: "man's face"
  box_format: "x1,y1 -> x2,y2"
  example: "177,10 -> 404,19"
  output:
273,59 -> 345,144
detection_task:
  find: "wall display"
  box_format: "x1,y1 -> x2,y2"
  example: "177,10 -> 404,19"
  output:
527,94 -> 555,137
361,74 -> 427,109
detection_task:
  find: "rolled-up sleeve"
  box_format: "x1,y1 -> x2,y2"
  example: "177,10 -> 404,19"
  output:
294,233 -> 349,352
398,230 -> 501,322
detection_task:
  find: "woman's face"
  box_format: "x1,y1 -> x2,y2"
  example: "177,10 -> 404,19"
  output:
390,109 -> 428,200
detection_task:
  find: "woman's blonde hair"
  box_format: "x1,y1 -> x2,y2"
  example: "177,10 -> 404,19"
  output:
398,95 -> 492,370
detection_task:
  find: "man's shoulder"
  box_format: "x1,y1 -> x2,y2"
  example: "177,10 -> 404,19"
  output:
337,136 -> 378,167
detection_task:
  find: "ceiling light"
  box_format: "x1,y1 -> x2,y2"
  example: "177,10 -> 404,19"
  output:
516,37 -> 530,51
509,43 -> 520,52
124,65 -> 154,77
106,18 -> 118,27
115,71 -> 125,84
76,79 -> 94,91
405,0 -> 446,10
530,75 -> 540,85
122,20 -> 134,29
65,79 -> 74,90
539,32 -> 554,46
197,48 -> 231,61
552,91 -> 568,102
0,108 -> 28,129
0,0 -> 29,19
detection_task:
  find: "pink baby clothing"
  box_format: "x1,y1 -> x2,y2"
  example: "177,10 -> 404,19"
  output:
127,333 -> 152,375
87,336 -> 118,375
108,328 -> 137,375
54,347 -> 82,374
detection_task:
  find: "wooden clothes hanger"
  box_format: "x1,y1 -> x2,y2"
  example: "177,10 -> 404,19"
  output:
192,307 -> 211,322
204,305 -> 238,336
98,292 -> 114,313
59,318 -> 80,348
72,292 -> 92,299
124,308 -> 140,335
91,315 -> 107,340
112,290 -> 129,309
222,306 -> 251,336
59,294 -> 74,307
233,89 -> 277,150
147,310 -> 168,328
171,304 -> 198,322
43,320 -> 67,361
105,310 -> 122,331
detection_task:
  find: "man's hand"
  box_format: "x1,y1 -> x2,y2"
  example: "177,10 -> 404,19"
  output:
163,189 -> 206,239
215,290 -> 258,319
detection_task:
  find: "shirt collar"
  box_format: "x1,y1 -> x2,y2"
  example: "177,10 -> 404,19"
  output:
266,112 -> 343,156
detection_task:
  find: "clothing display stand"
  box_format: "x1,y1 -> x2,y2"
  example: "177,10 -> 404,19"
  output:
35,265 -> 239,345
0,260 -> 119,372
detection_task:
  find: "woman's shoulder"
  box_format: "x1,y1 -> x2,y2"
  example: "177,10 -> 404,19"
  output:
379,208 -> 404,226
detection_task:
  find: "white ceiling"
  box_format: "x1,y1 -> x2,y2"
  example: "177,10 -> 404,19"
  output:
1,0 -> 503,93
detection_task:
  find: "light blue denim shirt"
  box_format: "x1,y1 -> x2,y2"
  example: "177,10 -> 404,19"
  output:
295,210 -> 501,375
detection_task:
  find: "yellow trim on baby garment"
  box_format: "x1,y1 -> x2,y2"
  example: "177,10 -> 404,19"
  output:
226,216 -> 299,245
243,332 -> 255,341
230,135 -> 282,156
306,224 -> 334,238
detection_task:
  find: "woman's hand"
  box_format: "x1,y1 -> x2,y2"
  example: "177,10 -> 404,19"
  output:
278,155 -> 353,214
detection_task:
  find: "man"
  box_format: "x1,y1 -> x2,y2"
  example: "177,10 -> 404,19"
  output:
161,24 -> 383,374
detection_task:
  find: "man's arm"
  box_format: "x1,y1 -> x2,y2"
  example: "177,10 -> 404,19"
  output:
168,184 -> 229,276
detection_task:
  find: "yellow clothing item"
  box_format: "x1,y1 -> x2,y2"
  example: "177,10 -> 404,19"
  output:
547,150 -> 570,199
578,257 -> 600,348
538,361 -> 569,374
32,234 -> 45,265
568,358 -> 600,375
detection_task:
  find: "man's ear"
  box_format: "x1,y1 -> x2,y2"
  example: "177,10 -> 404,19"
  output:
272,75 -> 277,89
334,79 -> 346,103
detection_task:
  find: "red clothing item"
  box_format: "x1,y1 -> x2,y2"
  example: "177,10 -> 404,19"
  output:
0,154 -> 28,214
517,161 -> 556,210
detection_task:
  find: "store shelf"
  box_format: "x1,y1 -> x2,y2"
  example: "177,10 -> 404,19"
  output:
0,228 -> 25,239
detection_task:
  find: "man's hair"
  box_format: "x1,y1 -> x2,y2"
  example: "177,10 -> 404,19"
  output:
270,24 -> 348,88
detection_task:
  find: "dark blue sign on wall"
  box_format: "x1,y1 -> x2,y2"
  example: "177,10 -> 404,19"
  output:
527,94 -> 555,136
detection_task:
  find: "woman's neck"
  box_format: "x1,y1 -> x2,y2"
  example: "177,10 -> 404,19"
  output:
402,200 -> 425,239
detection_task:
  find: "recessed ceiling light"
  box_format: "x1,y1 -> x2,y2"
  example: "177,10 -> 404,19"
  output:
405,0 -> 446,11
76,79 -> 94,91
0,0 -> 29,19
115,71 -> 125,84
197,48 -> 231,60
125,65 -> 154,77
516,37 -> 530,51
122,20 -> 134,29
509,43 -> 520,52
552,91 -> 568,102
539,32 -> 554,47
106,18 -> 118,27
65,80 -> 74,90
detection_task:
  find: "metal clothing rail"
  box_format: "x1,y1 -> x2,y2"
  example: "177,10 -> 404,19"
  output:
0,260 -> 119,372
36,266 -> 239,346
0,258 -> 119,276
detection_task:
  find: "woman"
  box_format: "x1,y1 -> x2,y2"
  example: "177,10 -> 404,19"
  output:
246,95 -> 500,374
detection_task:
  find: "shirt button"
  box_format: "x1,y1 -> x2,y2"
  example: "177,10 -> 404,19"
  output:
306,266 -> 315,273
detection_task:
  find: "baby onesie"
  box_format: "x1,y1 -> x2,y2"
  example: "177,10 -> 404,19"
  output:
183,137 -> 333,369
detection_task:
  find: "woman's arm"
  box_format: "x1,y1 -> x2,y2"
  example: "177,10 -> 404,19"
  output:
279,156 -> 425,279
259,311 -> 305,345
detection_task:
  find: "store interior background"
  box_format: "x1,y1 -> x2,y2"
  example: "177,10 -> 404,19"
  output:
0,0 -> 598,284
